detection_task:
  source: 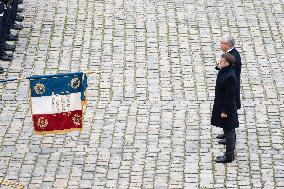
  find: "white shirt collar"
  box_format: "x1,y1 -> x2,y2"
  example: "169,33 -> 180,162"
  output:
227,47 -> 234,53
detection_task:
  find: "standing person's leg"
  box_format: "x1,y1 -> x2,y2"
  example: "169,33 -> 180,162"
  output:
3,0 -> 19,41
5,0 -> 20,41
215,127 -> 235,163
224,127 -> 235,160
0,0 -> 4,44
11,0 -> 17,22
0,1 -> 13,61
11,0 -> 23,31
11,0 -> 23,22
1,3 -> 16,51
217,128 -> 226,144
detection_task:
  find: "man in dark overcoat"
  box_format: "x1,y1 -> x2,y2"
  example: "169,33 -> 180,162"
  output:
211,53 -> 239,163
216,35 -> 242,144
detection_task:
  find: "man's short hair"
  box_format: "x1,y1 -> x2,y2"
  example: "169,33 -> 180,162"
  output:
221,35 -> 235,47
221,53 -> 235,66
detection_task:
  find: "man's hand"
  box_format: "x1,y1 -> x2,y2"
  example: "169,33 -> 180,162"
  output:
215,62 -> 220,70
221,112 -> 227,118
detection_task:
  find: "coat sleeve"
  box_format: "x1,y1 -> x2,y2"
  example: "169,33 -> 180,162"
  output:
235,56 -> 242,109
235,56 -> 242,80
222,76 -> 236,114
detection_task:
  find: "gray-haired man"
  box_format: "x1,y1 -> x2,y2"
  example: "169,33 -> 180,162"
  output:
216,35 -> 242,144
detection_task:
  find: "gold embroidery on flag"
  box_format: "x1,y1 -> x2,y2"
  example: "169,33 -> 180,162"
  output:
70,78 -> 80,89
35,127 -> 82,135
72,114 -> 82,125
33,83 -> 46,95
37,117 -> 48,129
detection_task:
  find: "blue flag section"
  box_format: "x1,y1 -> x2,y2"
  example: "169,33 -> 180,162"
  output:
29,72 -> 88,100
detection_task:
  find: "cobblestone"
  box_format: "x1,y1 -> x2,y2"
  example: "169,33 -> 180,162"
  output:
0,0 -> 284,188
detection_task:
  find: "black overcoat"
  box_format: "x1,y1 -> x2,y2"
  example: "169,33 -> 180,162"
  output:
228,48 -> 242,109
211,66 -> 239,129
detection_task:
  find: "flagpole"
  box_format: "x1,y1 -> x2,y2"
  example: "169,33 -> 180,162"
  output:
0,71 -> 102,83
0,77 -> 25,83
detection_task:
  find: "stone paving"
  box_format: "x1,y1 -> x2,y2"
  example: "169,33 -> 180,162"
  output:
0,0 -> 283,188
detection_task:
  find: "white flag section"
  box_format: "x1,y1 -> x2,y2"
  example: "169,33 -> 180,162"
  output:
31,92 -> 82,114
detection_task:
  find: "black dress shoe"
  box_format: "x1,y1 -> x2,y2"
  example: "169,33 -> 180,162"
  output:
17,7 -> 24,13
2,43 -> 16,51
15,14 -> 24,22
0,66 -> 4,74
215,155 -> 234,163
218,138 -> 226,145
6,53 -> 13,58
216,133 -> 226,139
0,53 -> 13,61
6,34 -> 19,41
12,23 -> 23,30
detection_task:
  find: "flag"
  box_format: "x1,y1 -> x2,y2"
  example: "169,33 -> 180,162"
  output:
29,72 -> 88,134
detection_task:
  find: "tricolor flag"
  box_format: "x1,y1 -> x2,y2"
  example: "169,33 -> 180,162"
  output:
29,72 -> 88,134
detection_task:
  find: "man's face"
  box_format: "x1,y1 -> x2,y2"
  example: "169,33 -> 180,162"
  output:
219,57 -> 229,69
220,40 -> 230,52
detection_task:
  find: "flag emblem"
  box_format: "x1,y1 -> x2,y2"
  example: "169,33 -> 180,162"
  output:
72,114 -> 82,125
29,72 -> 88,134
37,117 -> 48,129
33,83 -> 46,95
71,78 -> 80,89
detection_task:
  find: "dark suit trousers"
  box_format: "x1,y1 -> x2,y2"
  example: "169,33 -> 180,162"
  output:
224,127 -> 236,159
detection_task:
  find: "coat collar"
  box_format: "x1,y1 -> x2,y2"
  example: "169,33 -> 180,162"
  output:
219,65 -> 233,75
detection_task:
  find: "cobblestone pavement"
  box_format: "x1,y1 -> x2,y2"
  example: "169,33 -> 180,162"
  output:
0,0 -> 283,188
